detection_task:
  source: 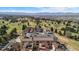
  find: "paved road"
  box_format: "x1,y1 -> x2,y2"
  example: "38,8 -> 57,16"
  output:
1,36 -> 22,51
1,39 -> 16,51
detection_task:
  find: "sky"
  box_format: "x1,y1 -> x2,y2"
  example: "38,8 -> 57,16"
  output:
0,7 -> 79,13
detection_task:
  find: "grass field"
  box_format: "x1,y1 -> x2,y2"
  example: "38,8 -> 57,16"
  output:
0,20 -> 22,34
55,33 -> 79,51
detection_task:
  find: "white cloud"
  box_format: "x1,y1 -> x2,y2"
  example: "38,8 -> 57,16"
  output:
39,7 -> 70,13
52,7 -> 67,12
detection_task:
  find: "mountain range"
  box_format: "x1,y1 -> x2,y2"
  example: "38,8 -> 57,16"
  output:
0,12 -> 79,16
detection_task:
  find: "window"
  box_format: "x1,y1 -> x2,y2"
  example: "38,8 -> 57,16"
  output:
42,45 -> 45,47
47,41 -> 49,43
36,44 -> 39,45
36,41 -> 39,43
48,44 -> 50,45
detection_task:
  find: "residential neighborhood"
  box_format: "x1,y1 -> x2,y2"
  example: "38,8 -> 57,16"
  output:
0,7 -> 79,51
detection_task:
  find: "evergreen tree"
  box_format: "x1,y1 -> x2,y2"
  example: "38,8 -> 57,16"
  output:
22,25 -> 27,30
10,28 -> 18,38
51,27 -> 53,32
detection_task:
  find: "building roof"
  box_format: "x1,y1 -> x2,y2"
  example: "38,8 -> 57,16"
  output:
22,27 -> 54,42
22,32 -> 54,42
22,37 -> 32,42
33,37 -> 53,41
33,33 -> 54,41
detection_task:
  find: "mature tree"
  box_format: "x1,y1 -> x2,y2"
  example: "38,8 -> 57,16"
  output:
58,31 -> 62,35
73,35 -> 76,40
22,25 -> 27,30
66,27 -> 76,33
2,21 -> 4,23
0,28 -> 7,35
55,29 -> 57,33
0,37 -> 3,43
27,22 -> 29,26
61,27 -> 65,31
57,20 -> 61,24
63,30 -> 66,36
1,25 -> 8,30
66,22 -> 71,26
10,28 -> 18,38
77,36 -> 79,41
44,24 -> 46,27
36,20 -> 40,25
50,27 -> 53,32
0,25 -> 8,35
52,22 -> 53,24
63,22 -> 65,25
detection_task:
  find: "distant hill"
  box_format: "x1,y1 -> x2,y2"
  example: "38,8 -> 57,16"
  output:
0,12 -> 79,21
0,12 -> 79,16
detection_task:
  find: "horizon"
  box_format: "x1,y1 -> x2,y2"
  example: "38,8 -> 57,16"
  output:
0,7 -> 79,13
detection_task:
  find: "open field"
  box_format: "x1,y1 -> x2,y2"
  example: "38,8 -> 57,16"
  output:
55,33 -> 79,51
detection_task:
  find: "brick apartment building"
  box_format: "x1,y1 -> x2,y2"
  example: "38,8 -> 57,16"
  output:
21,26 -> 67,51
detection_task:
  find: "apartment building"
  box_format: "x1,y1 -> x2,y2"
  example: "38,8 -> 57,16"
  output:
21,27 -> 56,51
21,26 -> 67,51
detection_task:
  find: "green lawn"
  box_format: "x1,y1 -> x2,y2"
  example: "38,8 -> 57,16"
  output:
55,33 -> 79,51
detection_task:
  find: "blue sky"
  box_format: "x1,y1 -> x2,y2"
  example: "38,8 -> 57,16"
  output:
0,7 -> 79,13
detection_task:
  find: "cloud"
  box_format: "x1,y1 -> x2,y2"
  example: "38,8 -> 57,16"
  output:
52,7 -> 67,12
38,7 -> 70,12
